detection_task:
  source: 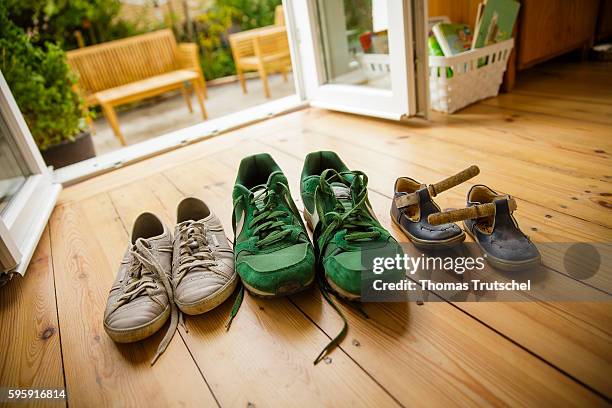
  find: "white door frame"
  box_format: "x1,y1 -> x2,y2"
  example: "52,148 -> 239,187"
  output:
0,71 -> 62,275
287,0 -> 424,120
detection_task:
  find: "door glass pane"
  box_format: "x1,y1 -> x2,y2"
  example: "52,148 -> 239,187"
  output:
316,0 -> 391,89
0,114 -> 29,214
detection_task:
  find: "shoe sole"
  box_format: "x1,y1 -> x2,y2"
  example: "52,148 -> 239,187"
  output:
390,211 -> 466,250
242,273 -> 315,298
176,273 -> 240,315
303,208 -> 362,301
463,221 -> 541,272
104,305 -> 171,343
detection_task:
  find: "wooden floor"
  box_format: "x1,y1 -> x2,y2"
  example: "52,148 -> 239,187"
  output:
1,60 -> 611,407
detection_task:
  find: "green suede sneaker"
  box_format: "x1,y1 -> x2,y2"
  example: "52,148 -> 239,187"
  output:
301,151 -> 403,363
232,153 -> 316,298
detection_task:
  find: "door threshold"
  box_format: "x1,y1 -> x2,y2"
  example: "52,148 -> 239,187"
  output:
54,95 -> 308,186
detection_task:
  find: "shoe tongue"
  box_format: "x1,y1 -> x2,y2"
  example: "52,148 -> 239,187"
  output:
330,181 -> 352,211
250,171 -> 287,209
331,182 -> 350,199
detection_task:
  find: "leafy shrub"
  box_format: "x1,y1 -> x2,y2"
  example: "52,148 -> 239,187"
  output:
0,4 -> 85,150
219,0 -> 281,30
195,0 -> 281,80
195,5 -> 239,80
6,0 -> 141,50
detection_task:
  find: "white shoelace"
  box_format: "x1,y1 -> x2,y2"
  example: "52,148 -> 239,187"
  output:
111,238 -> 177,365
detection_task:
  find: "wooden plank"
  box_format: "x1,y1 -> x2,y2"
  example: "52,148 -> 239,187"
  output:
150,157 -> 401,407
0,227 -> 65,408
296,292 -> 608,406
513,63 -> 612,105
49,194 -> 219,407
430,108 -> 612,179
481,93 -> 612,126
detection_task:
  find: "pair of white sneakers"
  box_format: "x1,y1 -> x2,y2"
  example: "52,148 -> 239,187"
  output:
102,197 -> 237,364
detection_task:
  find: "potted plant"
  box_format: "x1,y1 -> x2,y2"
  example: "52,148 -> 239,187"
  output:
0,4 -> 95,169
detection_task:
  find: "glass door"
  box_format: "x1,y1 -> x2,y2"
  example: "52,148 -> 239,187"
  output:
0,71 -> 61,281
0,124 -> 28,213
285,0 -> 428,119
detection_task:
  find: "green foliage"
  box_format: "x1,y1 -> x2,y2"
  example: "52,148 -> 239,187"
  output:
196,0 -> 281,80
218,0 -> 280,30
0,4 -> 85,150
344,0 -> 373,33
196,4 -> 239,80
6,0 -> 141,50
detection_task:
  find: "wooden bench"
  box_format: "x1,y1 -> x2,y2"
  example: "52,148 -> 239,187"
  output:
229,6 -> 291,98
67,29 -> 207,146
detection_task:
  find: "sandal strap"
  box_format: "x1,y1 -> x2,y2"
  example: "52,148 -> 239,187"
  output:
428,196 -> 517,226
394,165 -> 480,209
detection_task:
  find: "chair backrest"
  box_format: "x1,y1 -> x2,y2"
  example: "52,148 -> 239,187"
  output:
66,29 -> 180,95
229,32 -> 255,60
254,28 -> 290,58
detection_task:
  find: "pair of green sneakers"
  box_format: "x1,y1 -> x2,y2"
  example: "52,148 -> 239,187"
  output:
229,151 -> 401,363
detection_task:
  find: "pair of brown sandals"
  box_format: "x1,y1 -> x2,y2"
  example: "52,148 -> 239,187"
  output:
390,165 -> 541,271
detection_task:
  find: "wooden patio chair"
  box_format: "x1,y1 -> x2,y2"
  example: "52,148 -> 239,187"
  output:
229,6 -> 291,98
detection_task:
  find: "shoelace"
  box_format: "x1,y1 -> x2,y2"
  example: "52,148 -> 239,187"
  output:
225,183 -> 294,330
317,170 -> 381,245
175,221 -> 233,285
110,238 -> 177,365
314,169 -> 378,364
248,184 -> 293,248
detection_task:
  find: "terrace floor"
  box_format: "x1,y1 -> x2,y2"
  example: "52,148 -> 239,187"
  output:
92,73 -> 295,156
1,60 -> 611,407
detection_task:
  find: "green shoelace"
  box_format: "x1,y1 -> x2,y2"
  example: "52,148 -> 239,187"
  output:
248,185 -> 293,248
314,169 -> 379,364
317,170 -> 381,246
225,183 -> 294,330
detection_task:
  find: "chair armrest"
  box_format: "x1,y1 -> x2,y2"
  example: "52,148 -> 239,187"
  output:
177,43 -> 204,78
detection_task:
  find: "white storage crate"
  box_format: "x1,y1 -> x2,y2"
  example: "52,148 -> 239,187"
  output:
356,38 -> 514,113
429,39 -> 514,113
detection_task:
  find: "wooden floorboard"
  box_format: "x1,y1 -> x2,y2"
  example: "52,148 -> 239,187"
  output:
2,60 -> 610,406
0,227 -> 65,408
